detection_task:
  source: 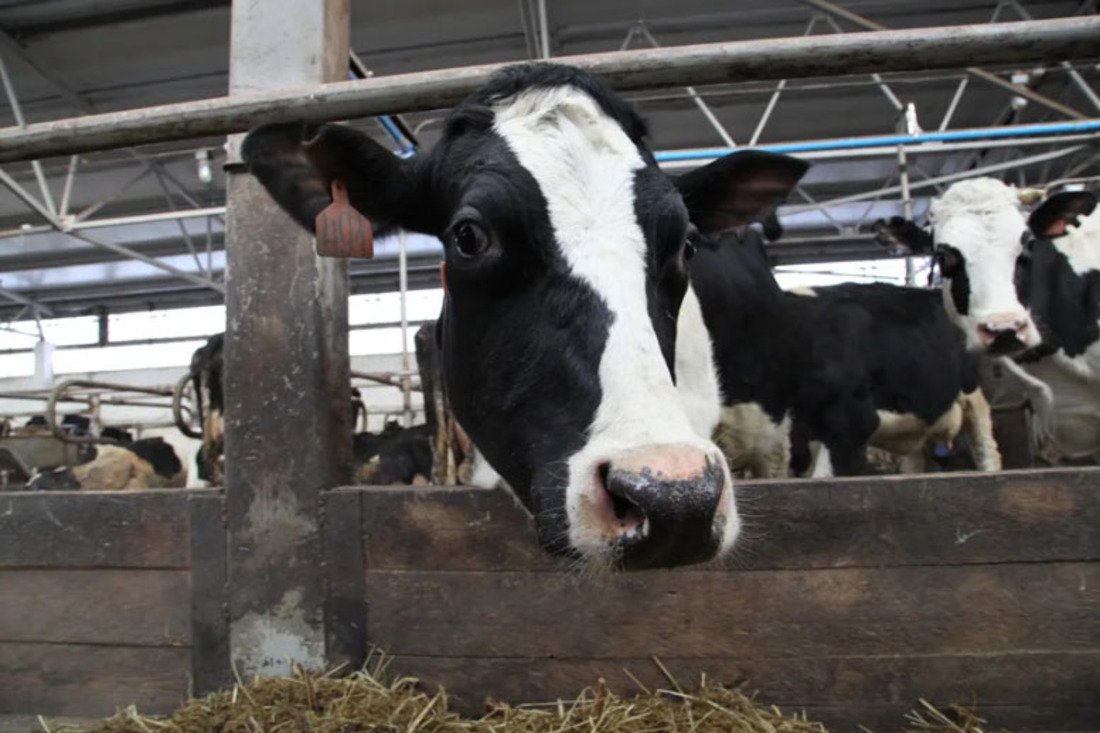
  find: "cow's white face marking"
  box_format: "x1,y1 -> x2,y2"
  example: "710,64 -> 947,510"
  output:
929,178 -> 1040,350
491,87 -> 737,561
1052,206 -> 1100,275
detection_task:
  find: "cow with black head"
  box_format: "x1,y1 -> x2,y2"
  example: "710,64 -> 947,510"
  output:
877,179 -> 1100,462
240,64 -> 828,569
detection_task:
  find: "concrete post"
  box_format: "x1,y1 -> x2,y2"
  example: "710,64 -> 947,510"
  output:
223,0 -> 352,678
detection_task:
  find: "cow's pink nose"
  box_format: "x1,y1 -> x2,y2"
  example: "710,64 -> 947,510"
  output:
591,444 -> 729,569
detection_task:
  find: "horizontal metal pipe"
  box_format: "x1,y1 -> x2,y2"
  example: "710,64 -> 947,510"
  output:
0,17 -> 1097,162
66,206 -> 226,231
655,119 -> 1100,161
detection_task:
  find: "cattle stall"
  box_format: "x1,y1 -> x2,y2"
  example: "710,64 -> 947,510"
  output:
1,2 -> 1099,730
1,470 -> 1097,728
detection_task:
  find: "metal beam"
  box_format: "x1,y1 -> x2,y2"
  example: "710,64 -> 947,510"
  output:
0,286 -> 51,316
1,17 -> 1098,162
66,230 -> 225,294
0,52 -> 56,216
633,24 -> 736,147
784,145 -> 1083,215
1005,0 -> 1100,114
799,0 -> 1088,120
0,166 -> 56,223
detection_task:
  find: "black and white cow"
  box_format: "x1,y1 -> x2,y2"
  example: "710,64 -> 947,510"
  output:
189,333 -> 225,484
877,178 -> 1100,462
787,283 -> 1001,474
28,435 -> 186,491
693,195 -> 999,479
688,210 -> 880,477
241,63 -> 791,569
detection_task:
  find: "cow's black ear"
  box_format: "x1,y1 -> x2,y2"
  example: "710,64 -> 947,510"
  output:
241,123 -> 431,235
675,150 -> 809,235
872,216 -> 934,254
1028,191 -> 1097,238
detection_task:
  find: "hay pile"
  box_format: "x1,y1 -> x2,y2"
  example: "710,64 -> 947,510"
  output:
40,663 -> 1003,733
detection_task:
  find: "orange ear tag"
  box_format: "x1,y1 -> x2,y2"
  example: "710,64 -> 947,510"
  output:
315,179 -> 374,258
439,261 -> 448,294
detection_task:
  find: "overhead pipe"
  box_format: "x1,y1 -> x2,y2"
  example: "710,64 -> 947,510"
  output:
654,119 -> 1100,162
0,17 -> 1097,163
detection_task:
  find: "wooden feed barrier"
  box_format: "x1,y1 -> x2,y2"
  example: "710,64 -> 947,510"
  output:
1,467 -> 1097,729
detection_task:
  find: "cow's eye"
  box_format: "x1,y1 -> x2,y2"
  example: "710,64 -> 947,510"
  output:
451,221 -> 489,258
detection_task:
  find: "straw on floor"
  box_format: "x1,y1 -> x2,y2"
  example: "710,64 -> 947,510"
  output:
40,660 -> 1005,733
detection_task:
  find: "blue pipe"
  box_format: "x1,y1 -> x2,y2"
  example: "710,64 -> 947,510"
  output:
347,71 -> 417,157
377,115 -> 416,158
654,119 -> 1100,162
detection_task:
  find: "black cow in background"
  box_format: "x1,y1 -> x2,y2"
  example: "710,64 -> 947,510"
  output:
25,414 -> 186,491
787,283 -> 999,474
187,333 -> 432,486
689,155 -> 999,477
353,421 -> 433,485
189,333 -> 225,484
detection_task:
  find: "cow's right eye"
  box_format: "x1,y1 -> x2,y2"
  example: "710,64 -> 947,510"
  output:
451,221 -> 489,258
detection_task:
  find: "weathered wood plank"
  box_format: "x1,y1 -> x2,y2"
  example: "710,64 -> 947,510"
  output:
189,493 -> 230,695
385,651 -> 1100,727
0,642 -> 189,717
365,563 -> 1099,659
358,468 -> 1100,571
0,490 -> 212,569
0,569 -> 190,646
322,489 -> 367,670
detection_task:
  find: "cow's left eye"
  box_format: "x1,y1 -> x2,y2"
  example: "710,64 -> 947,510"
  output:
451,221 -> 489,258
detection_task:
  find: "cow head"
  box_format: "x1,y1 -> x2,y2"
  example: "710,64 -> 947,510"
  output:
1019,190 -> 1100,357
874,178 -> 1041,355
242,64 -> 807,569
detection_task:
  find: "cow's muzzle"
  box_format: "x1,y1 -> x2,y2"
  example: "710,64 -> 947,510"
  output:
589,444 -> 733,570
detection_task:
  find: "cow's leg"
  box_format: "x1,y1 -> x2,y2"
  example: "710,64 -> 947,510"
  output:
713,404 -> 789,479
809,443 -> 834,478
959,388 -> 1003,472
898,452 -> 926,474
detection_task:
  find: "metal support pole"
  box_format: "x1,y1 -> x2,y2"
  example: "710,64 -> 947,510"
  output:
221,0 -> 352,683
1,17 -> 1097,163
0,52 -> 56,216
0,166 -> 57,223
58,155 -> 78,218
635,25 -> 736,147
0,287 -> 51,316
938,77 -> 970,131
1005,0 -> 1100,113
537,0 -> 550,59
749,17 -> 818,146
799,0 -> 1088,120
818,14 -> 904,112
898,145 -> 915,285
398,230 -> 413,427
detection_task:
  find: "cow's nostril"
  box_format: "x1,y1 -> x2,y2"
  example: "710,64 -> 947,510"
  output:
609,487 -> 640,522
597,462 -> 647,533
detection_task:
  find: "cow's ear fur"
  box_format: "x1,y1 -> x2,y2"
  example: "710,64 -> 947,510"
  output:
241,123 -> 428,235
872,216 -> 934,255
675,150 -> 809,235
1028,191 -> 1097,238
